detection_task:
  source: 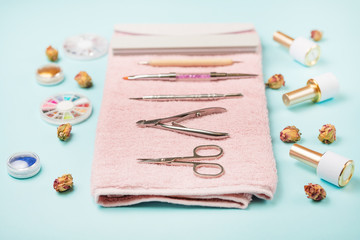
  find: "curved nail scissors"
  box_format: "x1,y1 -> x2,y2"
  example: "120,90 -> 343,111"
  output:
137,145 -> 225,178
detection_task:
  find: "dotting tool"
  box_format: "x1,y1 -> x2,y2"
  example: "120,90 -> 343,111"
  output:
123,72 -> 257,81
282,72 -> 339,107
130,93 -> 243,101
273,31 -> 320,66
138,59 -> 241,67
290,144 -> 355,187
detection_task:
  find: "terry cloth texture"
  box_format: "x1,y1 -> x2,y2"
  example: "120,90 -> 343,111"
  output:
91,27 -> 277,209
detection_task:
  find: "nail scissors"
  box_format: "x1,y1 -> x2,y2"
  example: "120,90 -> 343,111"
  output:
136,107 -> 229,140
137,145 -> 225,178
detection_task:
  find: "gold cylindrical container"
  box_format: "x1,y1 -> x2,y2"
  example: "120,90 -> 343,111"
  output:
273,31 -> 321,66
289,144 -> 355,187
282,79 -> 321,106
273,31 -> 294,48
289,144 -> 322,168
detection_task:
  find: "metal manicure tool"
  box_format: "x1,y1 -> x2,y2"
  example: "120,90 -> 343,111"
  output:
138,145 -> 225,178
138,59 -> 241,67
136,107 -> 229,139
130,93 -> 243,101
123,72 -> 257,81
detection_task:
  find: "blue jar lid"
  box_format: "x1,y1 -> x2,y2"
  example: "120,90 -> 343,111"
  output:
7,152 -> 41,178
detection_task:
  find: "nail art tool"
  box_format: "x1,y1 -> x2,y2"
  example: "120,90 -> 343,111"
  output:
138,59 -> 241,67
273,31 -> 321,66
138,145 -> 225,178
36,63 -> 64,85
123,72 -> 257,81
63,34 -> 108,60
40,93 -> 92,125
136,107 -> 229,139
7,152 -> 41,179
290,144 -> 355,187
130,93 -> 243,101
282,73 -> 339,107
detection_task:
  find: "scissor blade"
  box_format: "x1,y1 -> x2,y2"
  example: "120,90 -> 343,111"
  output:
137,158 -> 174,163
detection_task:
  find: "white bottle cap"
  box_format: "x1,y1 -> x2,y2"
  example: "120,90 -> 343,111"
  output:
313,72 -> 340,102
289,37 -> 319,66
317,151 -> 354,187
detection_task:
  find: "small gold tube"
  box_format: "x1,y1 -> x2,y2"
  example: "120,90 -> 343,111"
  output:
273,31 -> 294,48
289,144 -> 322,168
282,79 -> 321,106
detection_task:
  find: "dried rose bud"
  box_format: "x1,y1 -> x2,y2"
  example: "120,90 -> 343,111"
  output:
75,71 -> 92,88
53,174 -> 73,192
46,45 -> 58,61
311,30 -> 323,41
304,183 -> 326,201
266,74 -> 285,89
57,123 -> 72,141
318,124 -> 336,144
280,126 -> 301,143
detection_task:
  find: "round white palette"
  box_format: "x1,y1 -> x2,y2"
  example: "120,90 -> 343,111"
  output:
63,34 -> 108,60
40,93 -> 92,125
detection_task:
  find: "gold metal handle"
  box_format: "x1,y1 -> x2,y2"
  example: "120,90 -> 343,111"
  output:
289,144 -> 322,168
273,31 -> 294,48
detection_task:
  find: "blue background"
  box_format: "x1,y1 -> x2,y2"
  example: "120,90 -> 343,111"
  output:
0,0 -> 359,239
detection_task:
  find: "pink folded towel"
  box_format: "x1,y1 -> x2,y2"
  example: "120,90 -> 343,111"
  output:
91,25 -> 277,209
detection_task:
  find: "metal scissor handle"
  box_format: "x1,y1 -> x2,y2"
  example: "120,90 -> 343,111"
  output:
192,145 -> 224,159
192,162 -> 224,178
185,145 -> 225,178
